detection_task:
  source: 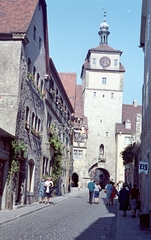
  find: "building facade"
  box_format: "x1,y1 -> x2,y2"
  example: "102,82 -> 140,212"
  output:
59,73 -> 88,188
0,0 -> 73,209
116,101 -> 142,184
140,0 -> 151,213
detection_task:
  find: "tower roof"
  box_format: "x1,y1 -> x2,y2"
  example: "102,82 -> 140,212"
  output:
98,12 -> 110,45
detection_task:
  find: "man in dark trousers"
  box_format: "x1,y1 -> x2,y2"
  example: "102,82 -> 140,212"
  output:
87,179 -> 95,204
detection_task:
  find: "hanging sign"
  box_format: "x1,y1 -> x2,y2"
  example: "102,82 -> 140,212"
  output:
139,161 -> 149,175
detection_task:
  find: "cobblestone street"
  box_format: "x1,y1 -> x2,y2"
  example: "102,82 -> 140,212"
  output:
0,190 -> 117,240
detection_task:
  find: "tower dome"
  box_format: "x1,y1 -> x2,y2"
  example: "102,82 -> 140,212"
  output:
100,21 -> 109,31
98,12 -> 110,45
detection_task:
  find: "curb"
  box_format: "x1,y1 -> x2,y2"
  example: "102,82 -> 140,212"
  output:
0,188 -> 82,226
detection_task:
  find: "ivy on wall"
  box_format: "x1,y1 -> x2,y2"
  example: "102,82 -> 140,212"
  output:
49,126 -> 63,184
8,140 -> 27,184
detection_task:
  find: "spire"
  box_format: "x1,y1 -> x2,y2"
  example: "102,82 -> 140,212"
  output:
98,10 -> 110,45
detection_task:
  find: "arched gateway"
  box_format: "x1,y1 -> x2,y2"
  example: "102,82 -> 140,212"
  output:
88,163 -> 110,189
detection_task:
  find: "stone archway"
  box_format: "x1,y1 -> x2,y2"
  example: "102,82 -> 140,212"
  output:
72,172 -> 79,187
88,164 -> 110,188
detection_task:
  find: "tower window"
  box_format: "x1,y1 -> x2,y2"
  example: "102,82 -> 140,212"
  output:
106,132 -> 109,137
92,58 -> 96,64
94,92 -> 96,96
114,59 -> 118,66
102,77 -> 107,84
111,93 -> 114,98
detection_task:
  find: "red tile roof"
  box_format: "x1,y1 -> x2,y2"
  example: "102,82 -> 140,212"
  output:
0,0 -> 39,33
59,73 -> 76,110
59,73 -> 88,127
116,103 -> 142,134
74,85 -> 84,118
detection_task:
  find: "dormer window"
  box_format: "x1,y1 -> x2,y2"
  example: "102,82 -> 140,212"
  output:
125,120 -> 131,129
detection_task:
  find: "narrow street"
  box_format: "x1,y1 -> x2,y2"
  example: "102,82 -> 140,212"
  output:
0,190 -> 117,240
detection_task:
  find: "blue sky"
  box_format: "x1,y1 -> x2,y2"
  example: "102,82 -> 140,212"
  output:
46,0 -> 143,105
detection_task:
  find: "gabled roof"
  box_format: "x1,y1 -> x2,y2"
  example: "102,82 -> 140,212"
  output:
0,0 -> 40,33
116,103 -> 142,134
59,73 -> 76,110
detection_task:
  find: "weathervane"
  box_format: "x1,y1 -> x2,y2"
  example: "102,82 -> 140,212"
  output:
103,8 -> 106,21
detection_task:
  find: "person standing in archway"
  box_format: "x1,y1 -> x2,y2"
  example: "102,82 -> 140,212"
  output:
87,179 -> 95,204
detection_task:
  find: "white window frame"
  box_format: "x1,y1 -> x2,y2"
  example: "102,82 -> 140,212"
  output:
102,77 -> 107,84
73,149 -> 83,159
125,120 -> 131,129
124,136 -> 131,145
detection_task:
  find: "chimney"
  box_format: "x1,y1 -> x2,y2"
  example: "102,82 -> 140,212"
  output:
133,100 -> 137,107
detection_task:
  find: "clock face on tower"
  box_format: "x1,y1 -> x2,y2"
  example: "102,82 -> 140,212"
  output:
99,56 -> 111,68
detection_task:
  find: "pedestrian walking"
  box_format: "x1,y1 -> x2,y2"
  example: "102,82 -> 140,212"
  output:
94,182 -> 101,204
105,180 -> 113,206
38,178 -> 46,203
118,183 -> 130,217
110,182 -> 117,205
118,180 -> 124,191
44,177 -> 54,204
68,179 -> 71,193
130,183 -> 140,218
87,179 -> 95,204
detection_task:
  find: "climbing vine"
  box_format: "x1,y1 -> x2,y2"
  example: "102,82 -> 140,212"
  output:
49,126 -> 63,184
8,140 -> 27,184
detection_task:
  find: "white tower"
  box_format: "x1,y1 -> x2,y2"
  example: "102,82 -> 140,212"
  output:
81,14 -> 125,186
